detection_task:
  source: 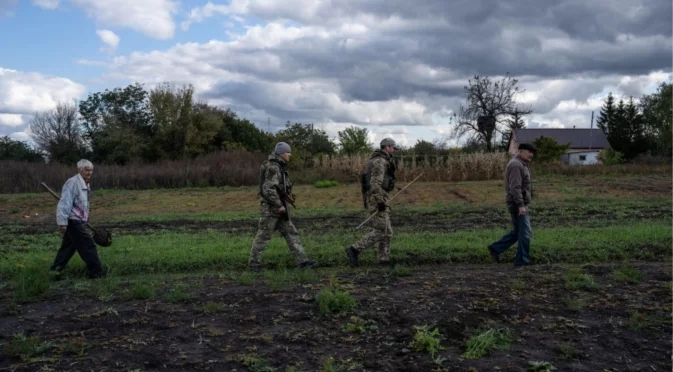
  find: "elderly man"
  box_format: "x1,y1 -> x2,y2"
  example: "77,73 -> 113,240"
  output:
50,159 -> 104,279
488,143 -> 535,268
345,137 -> 398,267
248,142 -> 318,271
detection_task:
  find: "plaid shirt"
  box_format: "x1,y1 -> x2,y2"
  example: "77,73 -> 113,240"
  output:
56,174 -> 90,226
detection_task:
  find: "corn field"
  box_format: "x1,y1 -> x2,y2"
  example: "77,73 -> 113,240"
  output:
317,153 -> 511,183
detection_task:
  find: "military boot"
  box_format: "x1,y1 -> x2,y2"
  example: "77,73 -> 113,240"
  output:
345,246 -> 359,267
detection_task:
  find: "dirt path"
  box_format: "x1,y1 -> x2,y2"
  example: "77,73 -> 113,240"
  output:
4,203 -> 670,237
1,262 -> 670,371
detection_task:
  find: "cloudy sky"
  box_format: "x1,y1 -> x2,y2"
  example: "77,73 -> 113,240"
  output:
0,0 -> 671,147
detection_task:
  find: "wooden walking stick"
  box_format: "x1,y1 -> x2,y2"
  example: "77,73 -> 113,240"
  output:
41,182 -> 113,247
355,172 -> 424,230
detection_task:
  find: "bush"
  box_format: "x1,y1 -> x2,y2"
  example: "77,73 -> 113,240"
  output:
316,287 -> 358,315
598,148 -> 625,165
314,180 -> 340,188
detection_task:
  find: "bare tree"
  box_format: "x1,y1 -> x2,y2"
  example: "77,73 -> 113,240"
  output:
29,102 -> 86,163
452,73 -> 532,152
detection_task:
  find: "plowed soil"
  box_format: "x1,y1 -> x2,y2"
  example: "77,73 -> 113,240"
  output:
1,262 -> 670,371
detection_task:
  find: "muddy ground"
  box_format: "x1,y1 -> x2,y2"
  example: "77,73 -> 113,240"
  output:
1,262 -> 670,372
3,202 -> 670,237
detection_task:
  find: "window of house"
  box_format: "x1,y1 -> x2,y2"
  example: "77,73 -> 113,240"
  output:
579,155 -> 587,161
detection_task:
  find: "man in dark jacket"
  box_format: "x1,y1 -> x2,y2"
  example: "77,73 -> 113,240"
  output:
488,143 -> 535,267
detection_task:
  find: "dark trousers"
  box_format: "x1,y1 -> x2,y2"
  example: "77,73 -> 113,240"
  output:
489,203 -> 531,266
50,220 -> 104,278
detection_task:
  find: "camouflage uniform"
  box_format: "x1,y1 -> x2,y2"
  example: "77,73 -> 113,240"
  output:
248,153 -> 311,269
350,148 -> 396,263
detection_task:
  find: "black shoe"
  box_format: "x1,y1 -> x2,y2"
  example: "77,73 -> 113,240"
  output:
345,246 -> 359,267
299,260 -> 318,269
488,246 -> 500,263
50,270 -> 64,282
247,264 -> 263,272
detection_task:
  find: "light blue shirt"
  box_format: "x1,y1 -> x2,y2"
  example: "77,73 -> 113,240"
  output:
56,174 -> 90,226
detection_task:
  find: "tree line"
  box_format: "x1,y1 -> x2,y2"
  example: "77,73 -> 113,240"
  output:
596,82 -> 672,160
0,78 -> 670,165
2,82 -> 378,165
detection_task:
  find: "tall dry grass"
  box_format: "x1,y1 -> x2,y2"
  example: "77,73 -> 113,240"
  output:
1,151 -> 669,193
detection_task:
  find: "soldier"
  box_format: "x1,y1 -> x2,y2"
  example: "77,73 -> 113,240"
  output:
488,143 -> 535,268
345,138 -> 398,267
248,142 -> 318,271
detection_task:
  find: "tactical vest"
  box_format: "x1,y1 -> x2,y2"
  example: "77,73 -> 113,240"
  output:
258,159 -> 289,197
361,152 -> 396,194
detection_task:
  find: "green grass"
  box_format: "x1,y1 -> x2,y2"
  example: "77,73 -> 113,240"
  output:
613,267 -> 643,284
564,269 -> 596,290
314,180 -> 340,188
0,222 -> 669,280
4,333 -> 53,361
409,325 -> 444,357
461,327 -> 515,359
316,287 -> 358,315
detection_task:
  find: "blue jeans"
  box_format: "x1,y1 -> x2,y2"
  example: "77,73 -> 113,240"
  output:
489,204 -> 531,266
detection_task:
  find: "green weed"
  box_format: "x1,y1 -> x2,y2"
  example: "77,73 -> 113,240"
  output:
12,264 -> 51,303
613,267 -> 643,284
4,333 -> 53,361
564,269 -> 596,290
316,287 -> 358,316
409,325 -> 444,357
342,316 -> 378,334
314,180 -> 339,188
129,281 -> 154,300
461,327 -> 515,359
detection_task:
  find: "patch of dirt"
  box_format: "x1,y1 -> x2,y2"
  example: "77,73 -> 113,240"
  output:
0,262 -> 670,371
3,203 -> 670,237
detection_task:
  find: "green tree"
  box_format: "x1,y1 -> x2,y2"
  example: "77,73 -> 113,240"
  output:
337,126 -> 372,155
412,139 -> 437,155
596,92 -> 616,137
78,83 -> 152,164
640,81 -> 672,156
531,136 -> 570,163
0,136 -> 44,162
276,122 -> 336,156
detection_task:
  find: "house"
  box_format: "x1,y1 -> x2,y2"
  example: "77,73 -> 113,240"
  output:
507,128 -> 611,165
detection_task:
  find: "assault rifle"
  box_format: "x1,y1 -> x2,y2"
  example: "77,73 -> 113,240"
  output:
274,184 -> 296,221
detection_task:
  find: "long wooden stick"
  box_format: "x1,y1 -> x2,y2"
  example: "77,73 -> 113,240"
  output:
41,182 -> 95,230
355,172 -> 424,230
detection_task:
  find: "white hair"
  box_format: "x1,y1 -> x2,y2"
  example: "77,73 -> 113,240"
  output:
77,159 -> 94,170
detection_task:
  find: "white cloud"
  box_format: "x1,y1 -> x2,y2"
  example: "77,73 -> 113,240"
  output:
96,29 -> 120,53
0,67 -> 85,115
71,0 -> 178,39
0,113 -> 23,127
76,59 -> 108,66
9,130 -> 31,142
33,0 -> 60,9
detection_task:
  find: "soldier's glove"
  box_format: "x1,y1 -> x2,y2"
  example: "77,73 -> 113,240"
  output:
377,202 -> 387,212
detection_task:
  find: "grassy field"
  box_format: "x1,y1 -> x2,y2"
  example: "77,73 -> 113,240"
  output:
0,172 -> 671,371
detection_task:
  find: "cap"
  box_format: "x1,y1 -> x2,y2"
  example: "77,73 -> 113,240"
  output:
518,143 -> 536,153
274,142 -> 291,154
380,138 -> 399,149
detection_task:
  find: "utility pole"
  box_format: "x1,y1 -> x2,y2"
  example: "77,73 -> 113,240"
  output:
589,111 -> 594,150
268,117 -> 270,133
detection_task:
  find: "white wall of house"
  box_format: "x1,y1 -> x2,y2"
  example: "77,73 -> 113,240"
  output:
561,150 -> 601,165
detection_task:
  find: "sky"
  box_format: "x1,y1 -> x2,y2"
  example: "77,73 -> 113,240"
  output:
0,0 -> 671,148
